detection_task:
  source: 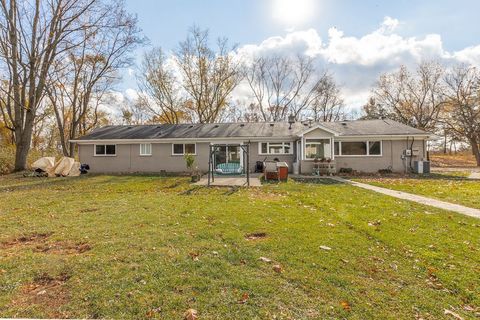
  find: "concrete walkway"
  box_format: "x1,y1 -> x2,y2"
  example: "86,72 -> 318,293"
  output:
468,172 -> 480,180
330,177 -> 480,219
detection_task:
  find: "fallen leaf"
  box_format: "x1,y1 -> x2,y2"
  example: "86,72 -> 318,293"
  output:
320,245 -> 331,251
444,309 -> 463,320
273,264 -> 283,273
184,308 -> 198,320
238,292 -> 249,304
259,257 -> 272,263
340,301 -> 351,311
189,252 -> 199,261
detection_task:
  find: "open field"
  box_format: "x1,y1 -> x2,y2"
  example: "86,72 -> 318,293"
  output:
356,173 -> 480,210
430,152 -> 478,168
0,174 -> 479,319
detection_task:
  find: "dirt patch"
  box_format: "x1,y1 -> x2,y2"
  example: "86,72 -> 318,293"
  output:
34,242 -> 91,255
11,272 -> 71,318
245,232 -> 267,240
1,232 -> 51,249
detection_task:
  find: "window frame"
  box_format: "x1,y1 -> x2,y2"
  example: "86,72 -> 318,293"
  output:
335,140 -> 383,157
139,143 -> 152,156
94,144 -> 116,157
171,143 -> 196,156
258,142 -> 293,155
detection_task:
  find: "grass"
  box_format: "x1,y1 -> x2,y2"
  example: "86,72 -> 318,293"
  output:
356,173 -> 480,209
0,174 -> 479,319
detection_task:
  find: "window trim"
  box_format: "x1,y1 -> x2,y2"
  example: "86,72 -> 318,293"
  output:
335,141 -> 383,157
94,144 -> 117,157
139,143 -> 152,156
171,143 -> 197,156
258,142 -> 293,155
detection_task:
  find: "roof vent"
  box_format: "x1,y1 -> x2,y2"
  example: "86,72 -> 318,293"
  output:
269,123 -> 274,127
341,122 -> 347,126
240,124 -> 245,127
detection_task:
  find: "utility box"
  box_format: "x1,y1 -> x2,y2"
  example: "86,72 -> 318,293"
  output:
414,160 -> 430,174
277,162 -> 289,180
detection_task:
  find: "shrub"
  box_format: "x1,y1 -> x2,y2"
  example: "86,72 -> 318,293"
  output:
184,153 -> 195,171
0,145 -> 15,175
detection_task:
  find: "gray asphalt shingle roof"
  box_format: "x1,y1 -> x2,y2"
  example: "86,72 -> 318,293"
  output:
75,119 -> 429,141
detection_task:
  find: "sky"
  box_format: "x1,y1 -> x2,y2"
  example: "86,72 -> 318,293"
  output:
119,0 -> 480,111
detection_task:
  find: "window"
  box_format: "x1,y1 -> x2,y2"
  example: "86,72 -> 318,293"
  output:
140,143 -> 152,156
369,141 -> 381,155
335,141 -> 382,156
172,143 -> 196,155
341,142 -> 367,156
259,142 -> 292,155
95,144 -> 116,156
305,139 -> 330,159
334,142 -> 340,156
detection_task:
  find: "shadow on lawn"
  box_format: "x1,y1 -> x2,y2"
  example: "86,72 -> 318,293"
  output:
291,177 -> 345,185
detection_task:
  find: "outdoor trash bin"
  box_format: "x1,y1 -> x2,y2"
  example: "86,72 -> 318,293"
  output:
277,162 -> 289,180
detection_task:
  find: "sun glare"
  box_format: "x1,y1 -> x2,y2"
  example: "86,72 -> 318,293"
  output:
272,0 -> 316,26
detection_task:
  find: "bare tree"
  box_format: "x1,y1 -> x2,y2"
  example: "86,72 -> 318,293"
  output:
176,26 -> 243,123
371,61 -> 445,131
47,1 -> 142,157
136,27 -> 242,124
309,72 -> 344,122
245,55 -> 321,121
442,65 -> 480,166
0,0 -> 108,170
137,47 -> 186,124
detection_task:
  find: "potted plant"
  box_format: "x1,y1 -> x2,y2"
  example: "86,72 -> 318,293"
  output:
184,153 -> 200,182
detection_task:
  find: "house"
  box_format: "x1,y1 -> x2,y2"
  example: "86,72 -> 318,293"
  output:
70,119 -> 431,174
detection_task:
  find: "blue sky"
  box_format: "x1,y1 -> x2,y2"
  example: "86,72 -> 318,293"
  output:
119,0 -> 480,109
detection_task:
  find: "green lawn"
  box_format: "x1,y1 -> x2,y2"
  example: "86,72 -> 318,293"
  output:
356,173 -> 480,209
0,174 -> 479,319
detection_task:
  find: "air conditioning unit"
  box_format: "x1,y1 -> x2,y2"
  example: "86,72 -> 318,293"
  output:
414,160 -> 430,174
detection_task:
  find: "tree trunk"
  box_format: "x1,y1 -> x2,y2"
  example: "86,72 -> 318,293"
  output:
14,135 -> 31,171
470,139 -> 480,166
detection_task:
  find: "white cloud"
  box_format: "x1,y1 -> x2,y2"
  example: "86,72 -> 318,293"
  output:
113,17 -> 480,119
452,45 -> 480,66
235,16 -> 480,110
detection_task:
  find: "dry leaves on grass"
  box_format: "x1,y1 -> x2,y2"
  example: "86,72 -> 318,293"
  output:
184,308 -> 198,320
444,309 -> 464,320
340,301 -> 351,311
189,252 -> 200,261
245,232 -> 267,240
273,264 -> 283,273
238,292 -> 249,304
259,257 -> 272,263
